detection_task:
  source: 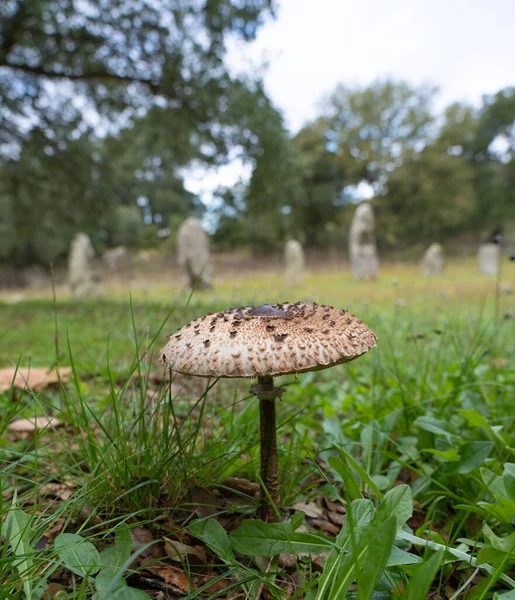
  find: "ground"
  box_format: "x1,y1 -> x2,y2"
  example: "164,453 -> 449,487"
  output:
1,257 -> 514,599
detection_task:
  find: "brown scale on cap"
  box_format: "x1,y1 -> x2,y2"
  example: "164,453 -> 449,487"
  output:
160,302 -> 377,378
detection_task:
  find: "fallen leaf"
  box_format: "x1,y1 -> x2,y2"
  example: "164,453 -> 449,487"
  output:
165,539 -> 206,564
322,497 -> 346,514
222,477 -> 260,497
200,572 -> 235,594
307,518 -> 340,536
291,501 -> 325,519
0,367 -> 71,393
279,552 -> 295,569
131,526 -> 157,564
327,511 -> 345,527
153,565 -> 190,592
191,486 -> 222,518
39,482 -> 73,501
491,357 -> 509,368
8,416 -> 61,432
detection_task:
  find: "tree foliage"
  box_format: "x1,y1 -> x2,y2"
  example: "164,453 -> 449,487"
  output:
0,0 -> 276,265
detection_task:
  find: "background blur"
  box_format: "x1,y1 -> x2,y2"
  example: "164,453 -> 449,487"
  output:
1,0 -> 514,277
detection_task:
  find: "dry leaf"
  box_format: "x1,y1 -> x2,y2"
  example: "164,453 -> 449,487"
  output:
491,357 -> 509,368
200,572 -> 235,594
327,511 -> 345,526
152,565 -> 190,592
307,518 -> 340,536
291,501 -> 325,519
322,497 -> 346,514
0,367 -> 71,393
131,526 -> 157,564
8,416 -> 61,432
165,539 -> 206,563
191,486 -> 222,518
222,477 -> 260,497
39,482 -> 73,501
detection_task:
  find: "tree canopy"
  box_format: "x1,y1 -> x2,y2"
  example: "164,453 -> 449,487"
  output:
1,1 -> 514,266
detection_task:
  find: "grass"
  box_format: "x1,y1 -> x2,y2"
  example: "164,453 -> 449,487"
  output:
1,259 -> 515,598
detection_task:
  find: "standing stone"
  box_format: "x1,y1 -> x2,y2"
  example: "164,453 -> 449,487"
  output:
103,246 -> 128,272
177,217 -> 212,290
422,243 -> 444,276
349,203 -> 379,281
478,243 -> 501,276
284,240 -> 304,286
68,233 -> 99,297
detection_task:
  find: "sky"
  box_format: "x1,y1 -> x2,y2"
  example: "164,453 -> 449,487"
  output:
185,0 -> 515,199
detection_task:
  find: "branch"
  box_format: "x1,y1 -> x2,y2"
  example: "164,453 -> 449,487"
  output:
0,60 -> 162,91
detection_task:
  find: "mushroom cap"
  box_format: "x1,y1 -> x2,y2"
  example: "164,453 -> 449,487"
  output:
160,302 -> 377,378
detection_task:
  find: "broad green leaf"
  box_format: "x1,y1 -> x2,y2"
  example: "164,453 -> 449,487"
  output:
386,546 -> 422,566
357,515 -> 397,600
229,519 -> 333,558
456,441 -> 493,473
189,518 -> 235,564
482,524 -> 515,555
376,485 -> 413,531
457,409 -> 491,430
95,569 -> 151,599
55,533 -> 101,577
338,449 -> 384,499
494,590 -> 515,599
328,456 -> 361,500
4,505 -> 38,600
477,500 -> 514,526
476,546 -> 511,567
98,525 -> 134,573
414,416 -> 455,437
503,463 -> 515,502
290,510 -> 305,531
425,447 -> 460,462
339,499 -> 375,542
404,550 -> 444,600
316,500 -> 376,600
480,468 -> 506,498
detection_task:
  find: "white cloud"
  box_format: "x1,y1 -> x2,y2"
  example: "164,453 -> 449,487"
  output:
228,0 -> 515,132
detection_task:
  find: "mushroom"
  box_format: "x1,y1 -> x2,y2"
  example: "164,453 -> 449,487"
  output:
160,302 -> 376,521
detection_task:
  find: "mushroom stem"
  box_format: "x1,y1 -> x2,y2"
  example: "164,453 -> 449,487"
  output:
256,375 -> 281,522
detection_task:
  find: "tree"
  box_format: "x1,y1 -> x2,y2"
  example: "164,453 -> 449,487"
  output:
472,88 -> 515,229
0,0 -> 276,265
0,0 -> 275,153
213,80 -> 302,252
377,148 -> 477,248
289,122 -> 346,246
320,79 -> 436,192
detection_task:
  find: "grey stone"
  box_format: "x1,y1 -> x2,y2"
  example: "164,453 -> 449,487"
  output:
284,240 -> 304,286
68,233 -> 99,297
422,243 -> 444,276
349,203 -> 379,280
478,243 -> 500,276
135,249 -> 151,263
177,217 -> 212,290
103,246 -> 128,272
20,265 -> 50,288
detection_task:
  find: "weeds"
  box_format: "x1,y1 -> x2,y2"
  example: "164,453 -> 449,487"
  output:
0,281 -> 514,598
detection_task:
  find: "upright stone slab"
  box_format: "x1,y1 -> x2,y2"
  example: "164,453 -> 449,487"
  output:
68,233 -> 99,297
284,240 -> 304,286
478,243 -> 501,276
103,246 -> 128,272
349,203 -> 379,281
422,243 -> 444,276
177,217 -> 212,290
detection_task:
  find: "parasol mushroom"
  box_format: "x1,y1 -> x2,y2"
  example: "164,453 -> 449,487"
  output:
160,302 -> 376,521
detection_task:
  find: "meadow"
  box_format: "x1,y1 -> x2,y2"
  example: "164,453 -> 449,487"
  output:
1,258 -> 515,599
